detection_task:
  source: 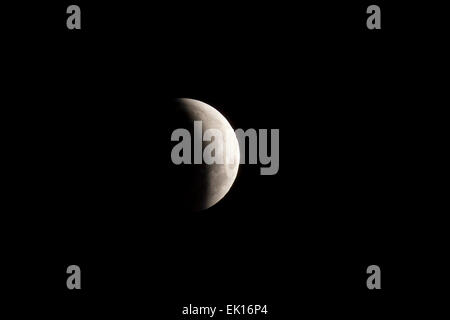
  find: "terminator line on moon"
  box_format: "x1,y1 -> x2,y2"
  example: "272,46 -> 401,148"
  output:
169,98 -> 240,211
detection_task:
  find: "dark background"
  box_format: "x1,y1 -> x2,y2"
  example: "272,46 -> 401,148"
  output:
3,0 -> 446,318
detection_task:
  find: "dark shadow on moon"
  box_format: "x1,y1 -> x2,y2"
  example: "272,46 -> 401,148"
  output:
167,98 -> 239,211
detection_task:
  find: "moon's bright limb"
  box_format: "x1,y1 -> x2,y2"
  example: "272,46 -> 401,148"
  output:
170,98 -> 240,211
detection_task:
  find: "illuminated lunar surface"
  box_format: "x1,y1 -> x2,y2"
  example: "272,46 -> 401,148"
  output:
169,98 -> 240,211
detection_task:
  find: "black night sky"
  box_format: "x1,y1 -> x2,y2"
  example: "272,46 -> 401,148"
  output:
2,0 -> 445,318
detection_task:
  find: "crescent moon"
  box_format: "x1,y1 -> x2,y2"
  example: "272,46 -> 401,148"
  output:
169,98 -> 240,211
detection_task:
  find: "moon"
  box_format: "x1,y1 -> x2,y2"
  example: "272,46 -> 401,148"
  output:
168,98 -> 240,211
